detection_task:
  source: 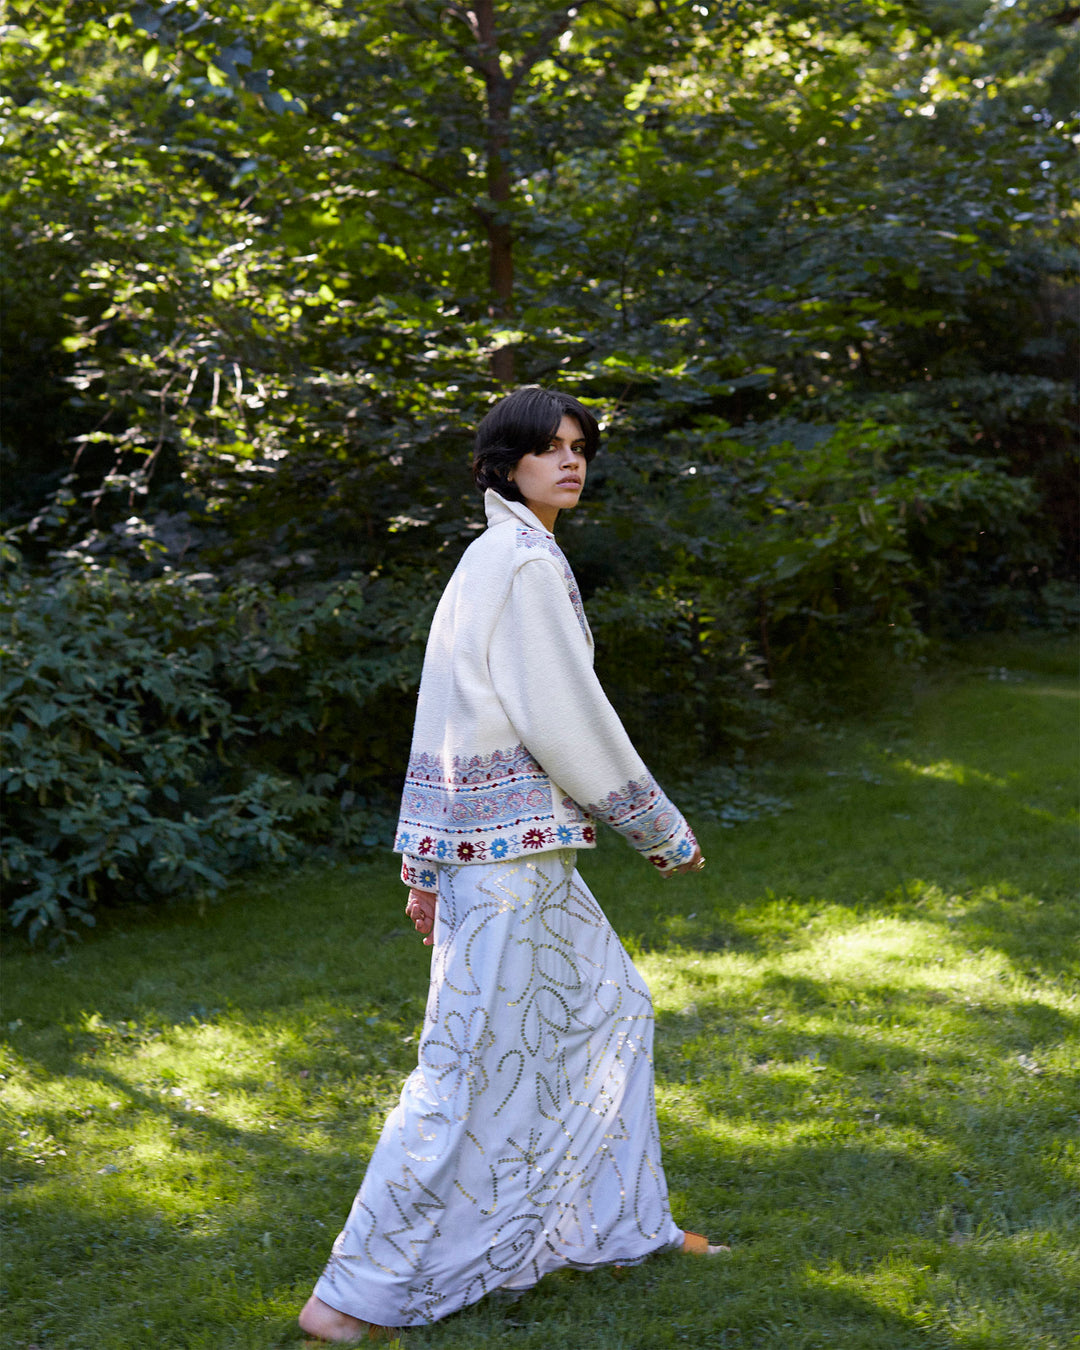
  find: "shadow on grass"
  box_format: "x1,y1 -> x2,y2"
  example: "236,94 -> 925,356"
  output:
649,1118 -> 1080,1348
596,665 -> 1077,981
402,1131 -> 1077,1350
3,653 -> 1076,1348
2,1039 -> 405,1346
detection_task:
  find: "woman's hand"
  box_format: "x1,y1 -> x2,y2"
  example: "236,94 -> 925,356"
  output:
669,845 -> 706,876
405,887 -> 437,944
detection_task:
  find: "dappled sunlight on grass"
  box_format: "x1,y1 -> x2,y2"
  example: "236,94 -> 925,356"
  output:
644,902 -> 1077,1017
892,754 -> 1075,827
1009,683 -> 1080,699
2,642 -> 1076,1348
801,1236 -> 1080,1348
639,799 -> 1077,1350
896,757 -> 1009,788
655,1093 -> 962,1167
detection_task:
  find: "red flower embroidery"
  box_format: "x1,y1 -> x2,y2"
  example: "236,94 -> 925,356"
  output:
456,842 -> 476,861
582,827 -> 596,844
418,836 -> 434,856
522,828 -> 548,850
648,855 -> 666,869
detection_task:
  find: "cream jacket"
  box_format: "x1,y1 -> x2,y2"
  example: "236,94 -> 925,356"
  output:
395,490 -> 697,887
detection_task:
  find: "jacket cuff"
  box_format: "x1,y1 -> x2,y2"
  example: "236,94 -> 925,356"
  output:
645,818 -> 699,876
401,855 -> 438,891
586,774 -> 697,875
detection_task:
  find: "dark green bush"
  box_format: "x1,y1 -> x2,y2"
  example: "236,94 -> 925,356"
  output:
683,416 -> 1047,668
0,404 -> 1052,941
581,411 -> 1046,741
588,577 -> 772,776
0,557 -> 435,939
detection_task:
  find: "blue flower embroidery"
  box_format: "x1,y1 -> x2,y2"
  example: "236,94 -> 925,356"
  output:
556,825 -> 573,845
491,837 -> 509,859
674,837 -> 693,861
419,869 -> 437,889
435,840 -> 452,859
397,832 -> 413,851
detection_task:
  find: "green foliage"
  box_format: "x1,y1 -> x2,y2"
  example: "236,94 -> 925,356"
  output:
0,557 -> 436,938
2,0 -> 1074,573
720,417 -> 1048,652
0,0 -> 1075,932
587,576 -> 772,773
581,409 -> 1046,762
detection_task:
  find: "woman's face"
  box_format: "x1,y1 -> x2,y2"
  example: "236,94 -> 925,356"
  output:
508,415 -> 588,531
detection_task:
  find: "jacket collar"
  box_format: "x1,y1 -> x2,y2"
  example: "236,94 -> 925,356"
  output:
484,489 -> 553,537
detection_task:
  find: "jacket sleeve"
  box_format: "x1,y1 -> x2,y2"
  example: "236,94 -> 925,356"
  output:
400,854 -> 438,891
488,556 -> 697,874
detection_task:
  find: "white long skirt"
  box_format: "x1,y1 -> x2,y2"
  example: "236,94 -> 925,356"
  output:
313,849 -> 682,1327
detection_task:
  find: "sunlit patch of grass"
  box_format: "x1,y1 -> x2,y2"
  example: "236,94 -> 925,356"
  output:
2,634 -> 1077,1349
896,757 -> 1011,788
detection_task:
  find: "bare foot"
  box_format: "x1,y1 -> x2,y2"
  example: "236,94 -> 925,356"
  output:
682,1230 -> 731,1256
298,1294 -> 385,1342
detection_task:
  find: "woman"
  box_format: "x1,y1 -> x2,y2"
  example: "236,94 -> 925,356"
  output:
300,386 -> 723,1343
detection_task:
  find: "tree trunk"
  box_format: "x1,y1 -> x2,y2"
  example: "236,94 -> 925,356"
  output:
475,0 -> 515,386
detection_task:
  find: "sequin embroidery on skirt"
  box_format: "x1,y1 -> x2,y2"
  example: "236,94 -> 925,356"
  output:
313,849 -> 682,1327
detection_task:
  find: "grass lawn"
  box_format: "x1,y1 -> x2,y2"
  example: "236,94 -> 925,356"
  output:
2,635 -> 1077,1350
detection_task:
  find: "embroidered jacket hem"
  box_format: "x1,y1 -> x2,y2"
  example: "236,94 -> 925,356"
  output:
394,491 -> 697,879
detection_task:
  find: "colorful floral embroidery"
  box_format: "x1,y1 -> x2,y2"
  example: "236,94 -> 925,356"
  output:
560,796 -> 588,821
587,776 -> 675,850
585,774 -> 696,873
401,857 -> 438,889
406,744 -> 542,787
396,742 -> 596,867
400,744 -> 551,835
398,758 -> 692,874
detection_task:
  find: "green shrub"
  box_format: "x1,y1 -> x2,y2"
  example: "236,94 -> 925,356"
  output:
688,416 -> 1047,668
0,398 -> 1052,941
0,558 -> 435,939
588,577 -> 773,775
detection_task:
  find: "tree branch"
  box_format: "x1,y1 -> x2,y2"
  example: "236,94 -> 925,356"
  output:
645,280 -> 724,325
404,1 -> 489,75
441,4 -> 481,41
509,4 -> 592,93
305,102 -> 486,221
525,340 -> 596,381
389,155 -> 480,212
387,152 -> 494,228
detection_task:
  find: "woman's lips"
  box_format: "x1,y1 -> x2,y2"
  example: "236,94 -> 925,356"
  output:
557,478 -> 581,487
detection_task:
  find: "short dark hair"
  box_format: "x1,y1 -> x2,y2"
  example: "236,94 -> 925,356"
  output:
473,386 -> 600,503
